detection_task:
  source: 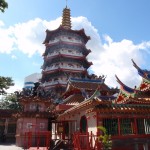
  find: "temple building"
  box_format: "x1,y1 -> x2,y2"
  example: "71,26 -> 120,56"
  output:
56,60 -> 150,150
0,4 -> 150,150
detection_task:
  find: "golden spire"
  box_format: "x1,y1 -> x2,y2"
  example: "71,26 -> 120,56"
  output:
61,1 -> 71,29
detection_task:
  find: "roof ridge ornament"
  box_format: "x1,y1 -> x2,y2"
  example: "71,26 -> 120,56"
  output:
115,75 -> 137,94
131,59 -> 150,82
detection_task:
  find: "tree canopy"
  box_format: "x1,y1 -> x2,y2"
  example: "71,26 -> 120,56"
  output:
0,93 -> 22,110
0,76 -> 14,95
0,0 -> 8,12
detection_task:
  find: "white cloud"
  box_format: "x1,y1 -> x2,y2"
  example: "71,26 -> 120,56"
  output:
0,17 -> 150,88
11,55 -> 17,59
32,62 -> 41,67
0,20 -> 4,27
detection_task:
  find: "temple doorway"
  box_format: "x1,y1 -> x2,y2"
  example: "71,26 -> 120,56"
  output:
80,115 -> 87,133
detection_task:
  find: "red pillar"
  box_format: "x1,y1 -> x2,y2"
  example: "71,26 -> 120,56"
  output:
134,117 -> 138,134
118,118 -> 121,136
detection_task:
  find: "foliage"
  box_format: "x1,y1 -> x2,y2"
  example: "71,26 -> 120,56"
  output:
98,126 -> 112,150
0,0 -> 8,12
0,76 -> 14,95
0,93 -> 22,110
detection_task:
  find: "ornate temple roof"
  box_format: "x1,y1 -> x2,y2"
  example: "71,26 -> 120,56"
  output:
115,60 -> 150,104
61,77 -> 117,105
66,78 -> 108,91
58,95 -> 150,119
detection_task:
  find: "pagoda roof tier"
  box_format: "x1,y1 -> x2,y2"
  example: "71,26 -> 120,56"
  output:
43,43 -> 91,57
43,26 -> 90,44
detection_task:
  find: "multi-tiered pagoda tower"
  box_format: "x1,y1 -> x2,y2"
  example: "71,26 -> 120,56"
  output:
40,7 -> 92,100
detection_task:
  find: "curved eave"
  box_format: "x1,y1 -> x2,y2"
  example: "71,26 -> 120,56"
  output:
132,59 -> 150,82
86,60 -> 93,68
85,49 -> 91,56
44,84 -> 67,89
42,68 -> 86,74
43,26 -> 90,44
58,98 -> 111,119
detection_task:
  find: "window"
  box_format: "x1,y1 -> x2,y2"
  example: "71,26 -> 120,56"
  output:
27,123 -> 32,129
120,118 -> 133,135
40,123 -> 45,129
18,123 -> 22,129
103,118 -> 118,136
137,118 -> 145,134
30,103 -> 36,110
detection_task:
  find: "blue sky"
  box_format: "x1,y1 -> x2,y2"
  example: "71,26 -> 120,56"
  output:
0,0 -> 150,92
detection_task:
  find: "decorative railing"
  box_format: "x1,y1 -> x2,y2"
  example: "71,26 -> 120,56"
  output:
46,51 -> 83,59
49,38 -> 82,45
44,65 -> 85,72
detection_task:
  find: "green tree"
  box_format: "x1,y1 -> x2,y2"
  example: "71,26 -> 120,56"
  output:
0,93 -> 22,110
98,126 -> 112,150
0,0 -> 8,12
0,76 -> 14,95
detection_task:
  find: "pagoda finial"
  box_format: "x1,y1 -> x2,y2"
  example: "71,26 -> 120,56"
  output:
66,0 -> 68,8
61,2 -> 71,29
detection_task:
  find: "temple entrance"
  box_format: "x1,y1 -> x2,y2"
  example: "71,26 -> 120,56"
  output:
0,118 -> 16,144
80,115 -> 87,133
24,131 -> 51,149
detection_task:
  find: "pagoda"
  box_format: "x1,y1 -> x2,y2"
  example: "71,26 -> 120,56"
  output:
40,6 -> 92,101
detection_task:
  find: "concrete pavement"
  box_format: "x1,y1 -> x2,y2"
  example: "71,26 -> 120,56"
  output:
0,144 -> 23,150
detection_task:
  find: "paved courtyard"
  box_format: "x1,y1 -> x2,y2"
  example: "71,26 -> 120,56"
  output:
0,144 -> 49,150
0,144 -> 23,150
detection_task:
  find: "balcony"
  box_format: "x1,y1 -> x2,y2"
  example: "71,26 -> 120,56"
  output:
48,37 -> 82,45
45,50 -> 83,60
44,65 -> 85,72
